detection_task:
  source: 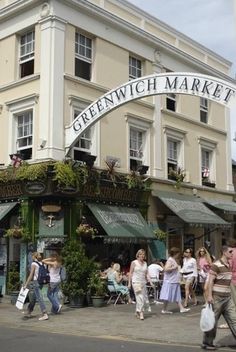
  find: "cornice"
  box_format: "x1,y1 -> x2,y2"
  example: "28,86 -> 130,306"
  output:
0,74 -> 40,93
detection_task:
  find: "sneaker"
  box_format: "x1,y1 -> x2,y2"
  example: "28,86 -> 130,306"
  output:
201,344 -> 217,350
161,310 -> 173,314
57,304 -> 62,313
155,301 -> 164,305
38,314 -> 49,321
180,308 -> 190,313
147,306 -> 152,312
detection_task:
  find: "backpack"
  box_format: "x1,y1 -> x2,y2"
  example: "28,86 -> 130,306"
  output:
59,266 -> 67,282
34,261 -> 50,285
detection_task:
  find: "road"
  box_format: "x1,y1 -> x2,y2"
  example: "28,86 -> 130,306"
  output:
0,326 -> 234,352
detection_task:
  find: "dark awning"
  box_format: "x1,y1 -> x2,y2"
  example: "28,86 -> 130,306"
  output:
0,202 -> 18,221
87,203 -> 156,240
152,190 -> 230,227
203,199 -> 236,214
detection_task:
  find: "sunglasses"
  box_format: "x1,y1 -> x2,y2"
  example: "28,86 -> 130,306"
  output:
229,250 -> 233,254
200,250 -> 205,253
185,251 -> 190,253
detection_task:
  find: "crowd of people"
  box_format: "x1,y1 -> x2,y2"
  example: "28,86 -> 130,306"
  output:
21,241 -> 236,351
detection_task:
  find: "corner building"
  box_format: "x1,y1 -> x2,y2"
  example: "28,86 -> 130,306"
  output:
0,0 -> 235,293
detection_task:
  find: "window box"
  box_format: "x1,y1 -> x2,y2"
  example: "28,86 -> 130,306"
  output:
202,180 -> 215,188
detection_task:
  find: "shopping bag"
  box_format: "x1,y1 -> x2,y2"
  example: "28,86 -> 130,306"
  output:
200,303 -> 215,332
15,287 -> 29,310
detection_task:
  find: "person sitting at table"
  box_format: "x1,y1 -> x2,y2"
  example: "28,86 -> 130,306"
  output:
107,263 -> 131,303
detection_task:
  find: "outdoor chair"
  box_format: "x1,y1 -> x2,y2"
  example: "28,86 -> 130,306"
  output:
107,280 -> 123,306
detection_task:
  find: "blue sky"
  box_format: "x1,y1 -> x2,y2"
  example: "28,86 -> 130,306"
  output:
128,0 -> 236,158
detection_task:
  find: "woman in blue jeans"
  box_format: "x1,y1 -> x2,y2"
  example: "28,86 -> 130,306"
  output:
43,253 -> 62,314
24,252 -> 49,321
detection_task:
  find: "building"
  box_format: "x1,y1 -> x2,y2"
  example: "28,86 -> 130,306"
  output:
0,0 -> 236,294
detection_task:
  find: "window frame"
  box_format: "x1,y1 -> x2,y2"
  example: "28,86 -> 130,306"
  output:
19,29 -> 35,78
200,97 -> 208,124
166,93 -> 176,112
198,137 -> 217,186
75,32 -> 92,80
129,55 -> 142,81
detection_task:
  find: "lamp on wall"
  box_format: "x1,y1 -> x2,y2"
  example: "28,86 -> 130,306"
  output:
137,165 -> 149,175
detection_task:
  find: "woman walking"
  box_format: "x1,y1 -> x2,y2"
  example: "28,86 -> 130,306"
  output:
128,249 -> 153,320
159,247 -> 190,314
195,246 -> 212,305
181,248 -> 198,307
24,252 -> 49,321
42,253 -> 62,314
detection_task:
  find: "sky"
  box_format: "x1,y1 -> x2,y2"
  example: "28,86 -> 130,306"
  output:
128,0 -> 236,158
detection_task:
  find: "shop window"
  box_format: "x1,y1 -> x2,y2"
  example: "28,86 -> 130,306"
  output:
75,32 -> 92,80
19,30 -> 35,78
129,56 -> 142,80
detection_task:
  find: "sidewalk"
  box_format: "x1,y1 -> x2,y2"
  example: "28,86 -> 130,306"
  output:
0,296 -> 235,348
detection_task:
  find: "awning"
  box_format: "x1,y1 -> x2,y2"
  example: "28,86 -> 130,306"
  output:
203,199 -> 236,214
87,203 -> 156,240
0,202 -> 18,221
152,190 -> 230,227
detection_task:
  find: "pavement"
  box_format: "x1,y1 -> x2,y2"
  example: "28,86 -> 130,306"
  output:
0,295 -> 236,350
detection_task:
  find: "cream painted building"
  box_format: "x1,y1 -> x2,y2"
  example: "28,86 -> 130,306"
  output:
0,0 -> 236,262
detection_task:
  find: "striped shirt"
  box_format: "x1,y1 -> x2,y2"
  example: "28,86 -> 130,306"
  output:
210,259 -> 232,297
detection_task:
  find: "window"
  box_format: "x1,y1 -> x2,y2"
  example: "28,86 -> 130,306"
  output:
129,56 -> 142,80
75,32 -> 92,80
129,128 -> 144,170
167,139 -> 179,176
166,93 -> 176,111
19,30 -> 35,78
72,105 -> 94,162
200,98 -> 208,123
201,149 -> 211,177
16,110 -> 33,160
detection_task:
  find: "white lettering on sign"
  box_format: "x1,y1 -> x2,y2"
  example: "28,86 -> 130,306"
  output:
97,210 -> 144,227
65,72 -> 236,150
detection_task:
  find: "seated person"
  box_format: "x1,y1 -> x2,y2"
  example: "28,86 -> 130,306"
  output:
107,263 -> 131,303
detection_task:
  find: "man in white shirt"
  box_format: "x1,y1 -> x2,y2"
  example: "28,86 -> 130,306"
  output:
148,260 -> 164,303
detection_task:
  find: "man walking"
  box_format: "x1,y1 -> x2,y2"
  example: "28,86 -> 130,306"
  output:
201,244 -> 236,350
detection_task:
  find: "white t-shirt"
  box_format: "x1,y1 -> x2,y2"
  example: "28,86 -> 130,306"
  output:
148,263 -> 163,281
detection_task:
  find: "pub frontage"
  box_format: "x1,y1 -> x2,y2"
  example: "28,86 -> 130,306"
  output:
0,161 -> 155,295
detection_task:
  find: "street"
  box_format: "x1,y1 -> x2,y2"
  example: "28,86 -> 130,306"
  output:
0,326 -> 210,352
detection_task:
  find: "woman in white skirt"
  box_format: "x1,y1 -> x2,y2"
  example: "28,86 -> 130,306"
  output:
159,247 -> 190,314
128,249 -> 153,320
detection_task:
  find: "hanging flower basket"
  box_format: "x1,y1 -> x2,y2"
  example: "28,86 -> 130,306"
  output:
76,224 -> 98,238
153,229 -> 168,242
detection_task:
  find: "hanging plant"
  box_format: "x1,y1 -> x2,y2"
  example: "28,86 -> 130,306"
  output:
168,167 -> 185,189
76,224 -> 98,238
4,226 -> 31,242
153,229 -> 168,242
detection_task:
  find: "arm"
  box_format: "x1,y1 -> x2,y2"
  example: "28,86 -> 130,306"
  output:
115,271 -> 122,284
24,264 -> 36,288
42,258 -> 58,268
205,273 -> 214,303
164,259 -> 177,272
128,261 -> 135,288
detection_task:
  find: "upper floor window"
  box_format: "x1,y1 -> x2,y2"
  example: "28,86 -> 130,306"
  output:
129,127 -> 145,171
129,56 -> 142,80
166,93 -> 176,111
200,97 -> 208,123
75,32 -> 92,80
16,110 -> 33,160
167,139 -> 179,177
19,30 -> 35,78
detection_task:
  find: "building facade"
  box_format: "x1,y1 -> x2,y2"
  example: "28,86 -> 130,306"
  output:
0,0 -> 236,293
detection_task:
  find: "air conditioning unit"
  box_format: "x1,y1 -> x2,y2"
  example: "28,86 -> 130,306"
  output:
184,170 -> 191,182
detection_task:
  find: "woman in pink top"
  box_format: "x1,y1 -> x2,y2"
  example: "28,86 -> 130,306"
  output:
195,247 -> 212,304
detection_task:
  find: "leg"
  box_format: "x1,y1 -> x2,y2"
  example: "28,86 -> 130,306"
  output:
184,279 -> 190,307
47,283 -> 60,313
202,297 -> 222,347
222,297 -> 236,339
33,281 -> 47,316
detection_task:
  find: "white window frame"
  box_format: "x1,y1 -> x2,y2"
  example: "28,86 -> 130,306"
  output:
166,93 -> 177,112
200,97 -> 208,123
16,110 -> 33,151
75,32 -> 92,80
69,97 -> 98,163
164,126 -> 186,179
129,55 -> 142,80
198,137 -> 217,185
126,115 -> 151,172
19,30 -> 35,77
6,95 -> 37,161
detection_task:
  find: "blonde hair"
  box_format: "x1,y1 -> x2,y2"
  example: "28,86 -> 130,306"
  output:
32,252 -> 42,261
195,247 -> 212,264
136,249 -> 146,259
113,263 -> 121,272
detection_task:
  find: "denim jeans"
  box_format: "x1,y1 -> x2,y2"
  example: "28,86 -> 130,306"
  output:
47,282 -> 60,313
203,295 -> 236,346
27,281 -> 47,314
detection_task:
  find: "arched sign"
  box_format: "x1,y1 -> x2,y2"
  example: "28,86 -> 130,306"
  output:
65,72 -> 236,150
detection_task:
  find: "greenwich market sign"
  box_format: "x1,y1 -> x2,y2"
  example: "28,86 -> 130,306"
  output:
65,72 -> 236,150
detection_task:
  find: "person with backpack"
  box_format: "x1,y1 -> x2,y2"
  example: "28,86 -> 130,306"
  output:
42,253 -> 62,314
24,252 -> 49,321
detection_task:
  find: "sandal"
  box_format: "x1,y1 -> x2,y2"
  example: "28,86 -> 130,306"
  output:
218,324 -> 229,329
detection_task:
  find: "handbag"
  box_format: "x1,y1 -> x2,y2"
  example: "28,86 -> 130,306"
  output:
15,287 -> 29,310
200,303 -> 215,332
132,283 -> 143,294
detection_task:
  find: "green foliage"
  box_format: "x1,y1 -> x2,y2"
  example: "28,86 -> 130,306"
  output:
88,266 -> 107,296
53,162 -> 77,189
126,171 -> 142,189
15,162 -> 48,181
4,226 -> 31,242
7,263 -> 21,292
153,228 -> 168,242
61,239 -> 96,297
168,167 -> 185,189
